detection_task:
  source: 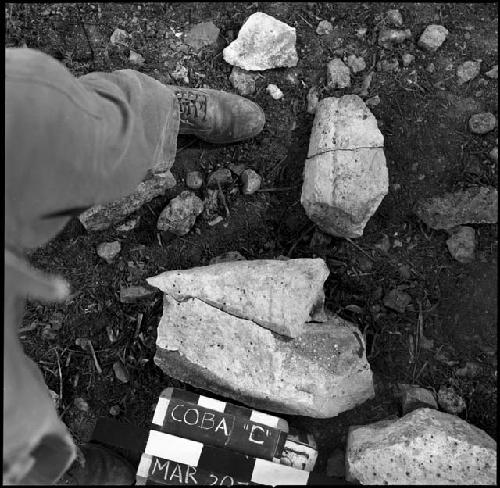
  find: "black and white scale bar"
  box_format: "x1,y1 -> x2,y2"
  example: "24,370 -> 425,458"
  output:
138,429 -> 344,486
152,388 -> 289,462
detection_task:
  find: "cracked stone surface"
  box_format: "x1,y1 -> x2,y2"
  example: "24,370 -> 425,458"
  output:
153,294 -> 374,417
147,258 -> 329,338
301,96 -> 388,238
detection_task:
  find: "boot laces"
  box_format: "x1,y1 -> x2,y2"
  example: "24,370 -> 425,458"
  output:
175,90 -> 207,126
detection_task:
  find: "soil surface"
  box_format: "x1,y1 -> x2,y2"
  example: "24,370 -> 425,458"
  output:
6,1 -> 498,475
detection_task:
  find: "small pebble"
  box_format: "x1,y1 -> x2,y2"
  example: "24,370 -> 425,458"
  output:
401,53 -> 415,67
266,84 -> 284,100
109,405 -> 121,416
418,24 -> 448,52
240,169 -> 262,195
186,171 -> 203,190
383,288 -> 412,313
386,9 -> 403,27
378,28 -> 412,47
356,27 -> 367,38
489,147 -> 498,163
456,60 -> 481,85
129,50 -> 145,65
426,62 -> 435,73
365,95 -> 380,107
74,397 -> 89,413
316,20 -> 333,36
468,112 -> 496,135
347,54 -> 366,73
116,217 -> 140,232
401,386 -> 438,415
110,28 -> 130,45
378,59 -> 399,72
485,65 -> 498,79
97,241 -> 121,264
446,226 -> 475,263
455,361 -> 483,378
228,163 -> 246,176
437,386 -> 466,415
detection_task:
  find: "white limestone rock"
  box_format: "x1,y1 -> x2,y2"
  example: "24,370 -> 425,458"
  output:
301,96 -> 388,238
223,12 -> 298,71
96,241 -> 121,264
154,295 -> 374,418
418,24 -> 449,52
147,258 -> 329,338
240,169 -> 262,195
346,408 -> 497,485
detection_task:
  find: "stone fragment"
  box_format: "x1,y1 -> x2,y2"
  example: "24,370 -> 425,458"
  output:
228,163 -> 246,176
365,95 -> 380,107
74,397 -> 89,413
386,9 -> 403,27
306,87 -> 320,114
147,258 -> 329,338
446,226 -> 475,263
207,168 -> 233,189
96,241 -> 121,264
154,295 -> 374,417
383,288 -> 411,313
489,147 -> 498,163
229,67 -> 256,96
109,405 -> 121,416
240,169 -> 262,195
455,361 -> 483,378
185,171 -> 203,190
129,50 -> 145,65
223,12 -> 298,70
301,96 -> 388,238
414,187 -> 498,230
110,28 -> 130,45
116,217 -> 140,233
378,58 -> 399,72
401,386 -> 438,415
485,65 -> 498,79
171,64 -> 189,84
378,28 -> 412,48
347,54 -> 366,73
327,448 -> 346,478
418,24 -> 448,52
266,83 -> 284,100
426,62 -> 435,73
184,21 -> 220,51
113,360 -> 129,383
119,285 -> 156,303
437,386 -> 466,415
456,60 -> 481,85
209,251 -> 246,265
346,408 -> 496,484
316,20 -> 333,36
157,191 -> 204,235
327,58 -> 351,88
79,172 -> 176,231
468,112 -> 496,134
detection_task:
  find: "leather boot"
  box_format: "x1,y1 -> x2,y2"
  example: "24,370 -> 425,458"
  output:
174,87 -> 265,144
56,443 -> 135,485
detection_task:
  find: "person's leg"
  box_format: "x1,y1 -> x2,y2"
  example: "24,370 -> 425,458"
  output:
4,47 -> 265,485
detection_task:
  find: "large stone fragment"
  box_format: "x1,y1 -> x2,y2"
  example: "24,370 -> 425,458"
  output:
301,95 -> 388,238
79,172 -> 176,231
346,408 -> 496,485
154,295 -> 374,418
414,187 -> 498,230
147,259 -> 329,338
223,12 -> 298,71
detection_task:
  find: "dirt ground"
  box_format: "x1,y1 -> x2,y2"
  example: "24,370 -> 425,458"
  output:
6,1 -> 497,475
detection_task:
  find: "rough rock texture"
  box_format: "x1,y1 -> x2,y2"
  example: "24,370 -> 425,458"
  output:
485,65 -> 498,79
316,20 -> 333,36
489,146 -> 498,163
266,83 -> 284,100
129,50 -> 145,65
346,408 -> 497,485
327,58 -> 351,88
184,21 -> 220,51
154,295 -> 374,418
386,9 -> 403,27
229,67 -> 257,96
185,171 -> 203,190
301,96 -> 388,238
110,28 -> 130,45
418,24 -> 449,52
446,226 -> 476,263
402,53 -> 415,66
468,112 -> 497,134
223,12 -> 298,71
414,187 -> 498,230
79,171 -> 176,231
457,60 -> 481,85
240,169 -> 262,194
147,258 -> 329,338
347,54 -> 366,73
207,168 -> 233,188
438,386 -> 466,415
157,191 -> 204,235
